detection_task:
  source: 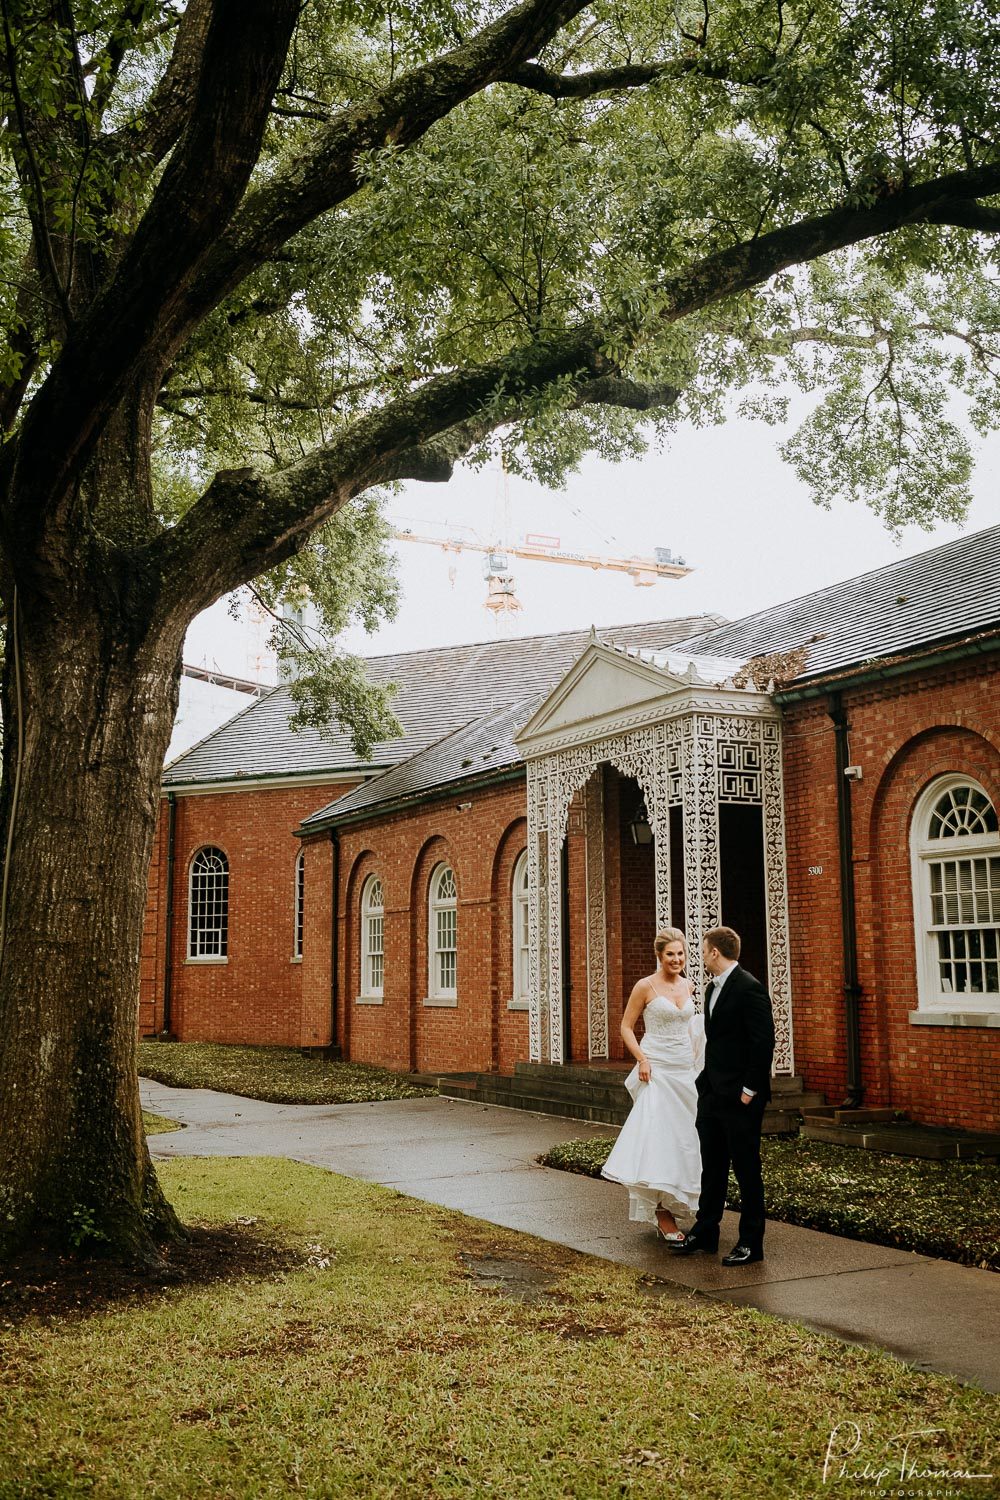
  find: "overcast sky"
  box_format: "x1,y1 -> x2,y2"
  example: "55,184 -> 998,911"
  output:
185,399 -> 1000,681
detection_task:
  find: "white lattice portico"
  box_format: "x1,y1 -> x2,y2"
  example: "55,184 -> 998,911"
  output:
515,636 -> 793,1075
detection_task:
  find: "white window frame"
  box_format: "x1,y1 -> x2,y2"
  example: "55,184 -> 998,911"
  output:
187,846 -> 229,963
910,774 -> 1000,1026
358,874 -> 385,1003
510,850 -> 530,1010
292,849 -> 305,962
426,863 -> 458,1006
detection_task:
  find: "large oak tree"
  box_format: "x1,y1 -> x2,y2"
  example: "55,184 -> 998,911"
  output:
0,0 -> 997,1262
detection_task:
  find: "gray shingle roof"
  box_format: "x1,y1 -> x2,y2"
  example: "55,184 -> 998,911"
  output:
163,613 -> 722,786
301,522 -> 1000,827
674,524 -> 1000,683
302,696 -> 540,828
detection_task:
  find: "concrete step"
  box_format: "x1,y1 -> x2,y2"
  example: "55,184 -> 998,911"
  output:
436,1077 -> 479,1099
441,1076 -> 629,1122
803,1106 -> 896,1125
509,1075 -> 630,1108
514,1061 -> 631,1087
801,1118 -> 1000,1159
441,1069 -> 817,1136
470,1085 -> 628,1126
792,1093 -> 827,1111
762,1108 -> 803,1137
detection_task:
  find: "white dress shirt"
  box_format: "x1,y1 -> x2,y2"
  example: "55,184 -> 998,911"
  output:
705,959 -> 737,1020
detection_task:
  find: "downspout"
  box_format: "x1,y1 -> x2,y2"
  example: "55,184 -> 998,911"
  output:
329,828 -> 339,1056
160,791 -> 177,1040
828,693 -> 864,1107
560,838 -> 571,1062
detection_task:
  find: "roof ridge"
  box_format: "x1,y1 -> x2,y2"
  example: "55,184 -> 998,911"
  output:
353,611 -> 725,669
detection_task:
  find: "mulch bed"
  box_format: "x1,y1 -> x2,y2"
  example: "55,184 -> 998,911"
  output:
0,1223 -> 298,1326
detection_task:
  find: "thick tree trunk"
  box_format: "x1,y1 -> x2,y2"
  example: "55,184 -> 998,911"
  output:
0,597 -> 185,1262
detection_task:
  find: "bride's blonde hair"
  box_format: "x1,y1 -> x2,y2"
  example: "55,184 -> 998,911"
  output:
654,927 -> 687,957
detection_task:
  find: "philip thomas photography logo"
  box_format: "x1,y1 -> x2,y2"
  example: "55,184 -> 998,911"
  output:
822,1422 -> 994,1497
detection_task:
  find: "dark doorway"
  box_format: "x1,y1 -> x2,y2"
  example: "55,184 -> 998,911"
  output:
719,804 -> 767,985
669,804 -> 685,932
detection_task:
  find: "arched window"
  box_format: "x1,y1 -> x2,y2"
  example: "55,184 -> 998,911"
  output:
360,875 -> 385,999
427,863 -> 458,1003
911,776 -> 1000,1010
189,847 -> 229,960
511,850 -> 530,1009
293,849 -> 305,960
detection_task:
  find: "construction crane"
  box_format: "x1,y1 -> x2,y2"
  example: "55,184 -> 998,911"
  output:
391,527 -> 692,614
181,663 -> 268,696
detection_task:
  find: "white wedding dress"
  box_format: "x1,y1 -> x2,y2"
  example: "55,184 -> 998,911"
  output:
601,994 -> 705,1224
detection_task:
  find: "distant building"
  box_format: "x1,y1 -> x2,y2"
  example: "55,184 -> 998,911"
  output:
142,527 -> 1000,1133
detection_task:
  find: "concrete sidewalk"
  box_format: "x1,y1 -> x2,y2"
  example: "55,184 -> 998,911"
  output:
142,1080 -> 1000,1394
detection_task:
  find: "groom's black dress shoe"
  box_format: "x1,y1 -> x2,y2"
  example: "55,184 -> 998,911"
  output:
669,1230 -> 719,1256
721,1243 -> 763,1266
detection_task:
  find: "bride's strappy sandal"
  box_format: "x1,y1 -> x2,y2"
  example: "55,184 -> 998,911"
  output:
655,1219 -> 686,1244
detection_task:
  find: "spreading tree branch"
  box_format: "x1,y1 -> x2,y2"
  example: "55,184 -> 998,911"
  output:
0,0 -> 74,329
164,0 -> 597,347
502,54 -> 774,98
102,0 -> 213,167
4,0 -> 301,554
154,160 -> 1000,612
921,201 -> 1000,234
1,0 -> 596,557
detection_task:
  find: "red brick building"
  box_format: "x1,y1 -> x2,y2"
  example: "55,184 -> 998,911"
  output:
142,527 -> 1000,1132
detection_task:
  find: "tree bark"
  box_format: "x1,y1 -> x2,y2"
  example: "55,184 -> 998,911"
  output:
0,582 -> 185,1261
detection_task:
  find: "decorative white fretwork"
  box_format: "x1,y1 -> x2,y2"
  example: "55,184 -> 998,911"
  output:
583,774 -> 609,1058
761,719 -> 794,1071
526,725 -> 672,1061
526,770 -> 545,1062
525,708 -> 793,1073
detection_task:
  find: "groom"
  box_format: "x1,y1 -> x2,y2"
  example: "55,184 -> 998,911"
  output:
672,926 -> 775,1266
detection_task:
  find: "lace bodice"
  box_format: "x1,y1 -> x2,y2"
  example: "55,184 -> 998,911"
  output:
641,993 -> 701,1067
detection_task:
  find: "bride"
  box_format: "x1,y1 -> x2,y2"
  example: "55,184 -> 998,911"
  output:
601,927 -> 704,1242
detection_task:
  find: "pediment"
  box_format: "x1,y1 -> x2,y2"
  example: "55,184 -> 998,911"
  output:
517,642 -> 684,746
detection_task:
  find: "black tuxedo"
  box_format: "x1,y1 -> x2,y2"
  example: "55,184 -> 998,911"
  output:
692,964 -> 776,1253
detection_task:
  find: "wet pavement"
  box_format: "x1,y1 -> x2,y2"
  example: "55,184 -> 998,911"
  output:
142,1081 -> 1000,1393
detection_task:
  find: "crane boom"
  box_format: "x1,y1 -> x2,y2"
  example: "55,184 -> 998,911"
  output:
391,529 -> 692,583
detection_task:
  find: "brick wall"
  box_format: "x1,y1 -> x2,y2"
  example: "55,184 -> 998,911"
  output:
140,780 -> 360,1046
141,650 -> 1000,1132
783,654 -> 1000,1131
333,780 -> 531,1075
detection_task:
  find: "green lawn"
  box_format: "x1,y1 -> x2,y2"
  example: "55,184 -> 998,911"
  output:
1,1158 -> 994,1500
138,1041 -> 436,1104
143,1110 -> 184,1135
540,1135 -> 1000,1272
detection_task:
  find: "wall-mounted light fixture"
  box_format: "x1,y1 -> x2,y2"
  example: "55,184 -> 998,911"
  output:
628,801 -> 654,846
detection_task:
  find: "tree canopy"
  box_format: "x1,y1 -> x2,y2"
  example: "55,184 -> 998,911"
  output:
2,0 -> 998,745
1,0 -> 999,1262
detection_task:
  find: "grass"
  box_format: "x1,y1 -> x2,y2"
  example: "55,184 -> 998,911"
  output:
138,1041 -> 437,1105
539,1136 -> 1000,1272
143,1110 -> 184,1135
1,1158 -> 995,1500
